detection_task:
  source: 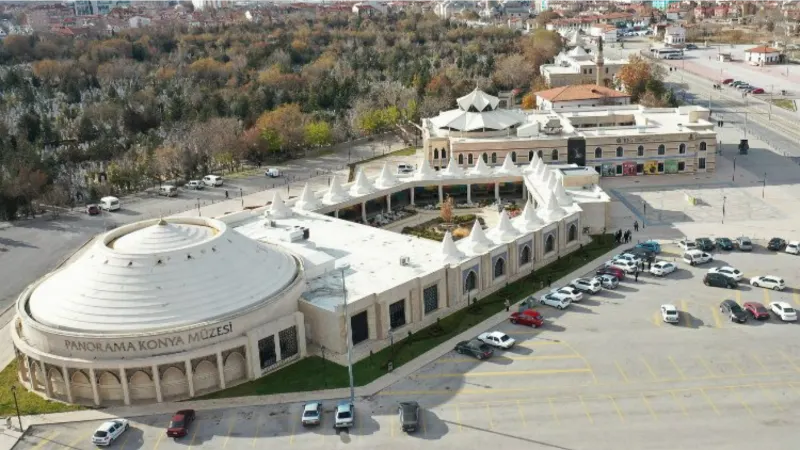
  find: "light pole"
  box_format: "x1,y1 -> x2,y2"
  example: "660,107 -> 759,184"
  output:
10,386 -> 22,431
722,195 -> 726,224
239,188 -> 243,208
732,157 -> 736,182
762,172 -> 767,198
196,198 -> 200,217
338,262 -> 355,404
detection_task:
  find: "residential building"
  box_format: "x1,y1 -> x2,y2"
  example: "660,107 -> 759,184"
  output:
540,43 -> 627,88
535,84 -> 631,110
744,45 -> 782,65
664,25 -> 686,45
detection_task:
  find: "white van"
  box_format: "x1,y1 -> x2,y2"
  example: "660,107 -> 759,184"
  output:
158,185 -> 178,197
396,164 -> 414,175
265,168 -> 281,178
99,196 -> 120,211
683,249 -> 712,266
202,175 -> 223,187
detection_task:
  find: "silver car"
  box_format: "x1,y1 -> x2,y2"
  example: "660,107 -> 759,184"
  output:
594,274 -> 619,289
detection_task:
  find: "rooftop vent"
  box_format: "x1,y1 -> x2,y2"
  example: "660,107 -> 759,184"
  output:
399,256 -> 411,266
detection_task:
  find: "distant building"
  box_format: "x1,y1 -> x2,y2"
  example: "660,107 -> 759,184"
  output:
744,45 -> 782,65
535,84 -> 631,110
74,1 -> 131,16
590,24 -> 618,44
663,25 -> 685,45
540,44 -> 627,88
129,15 -> 151,28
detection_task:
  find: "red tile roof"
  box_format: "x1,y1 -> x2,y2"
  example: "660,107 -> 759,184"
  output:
535,84 -> 630,102
746,45 -> 780,54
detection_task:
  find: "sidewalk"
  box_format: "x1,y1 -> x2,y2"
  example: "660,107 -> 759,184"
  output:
2,241 -> 624,448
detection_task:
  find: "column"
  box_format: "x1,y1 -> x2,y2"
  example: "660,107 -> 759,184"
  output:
275,335 -> 283,362
152,365 -> 163,403
523,185 -> 528,201
438,185 -> 443,204
216,352 -> 226,390
494,182 -> 500,201
89,368 -> 101,406
361,203 -> 367,222
386,194 -> 392,213
295,312 -> 308,358
27,358 -> 37,391
367,305 -> 377,339
410,187 -> 415,206
42,364 -> 53,398
62,366 -> 73,403
467,184 -> 472,204
119,368 -> 130,406
334,209 -> 339,218
185,360 -> 195,398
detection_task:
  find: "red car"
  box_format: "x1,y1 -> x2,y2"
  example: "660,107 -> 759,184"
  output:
510,309 -> 544,327
86,204 -> 100,215
166,409 -> 195,438
721,78 -> 734,84
743,302 -> 770,320
750,88 -> 764,94
596,266 -> 625,281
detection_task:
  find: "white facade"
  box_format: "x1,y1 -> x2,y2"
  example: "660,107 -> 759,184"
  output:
664,26 -> 686,44
590,25 -> 618,44
744,47 -> 781,65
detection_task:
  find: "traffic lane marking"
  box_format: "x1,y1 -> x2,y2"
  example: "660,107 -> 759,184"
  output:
562,341 -> 598,385
30,431 -> 60,450
436,354 -> 581,363
710,305 -> 723,329
415,368 -> 592,379
608,395 -> 625,422
640,357 -> 660,380
614,361 -> 630,383
669,356 -> 687,380
640,394 -> 659,421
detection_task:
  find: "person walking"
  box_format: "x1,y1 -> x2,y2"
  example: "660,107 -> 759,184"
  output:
635,269 -> 639,282
633,220 -> 639,232
547,275 -> 553,287
225,190 -> 229,199
504,299 -> 511,312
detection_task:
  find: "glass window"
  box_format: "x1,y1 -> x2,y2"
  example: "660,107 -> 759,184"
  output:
528,150 -> 534,161
657,162 -> 664,173
699,157 -> 706,169
699,141 -> 707,151
491,152 -> 497,164
279,326 -> 299,359
511,151 -> 517,163
678,161 -> 686,171
616,146 -> 623,157
657,144 -> 666,155
442,149 -> 447,159
679,143 -> 686,154
258,335 -> 277,369
464,271 -> 477,293
423,285 -> 439,314
482,153 -> 488,163
615,165 -> 623,175
468,153 -> 473,164
389,300 -> 406,329
551,149 -> 559,161
545,235 -> 555,253
493,258 -> 506,278
568,224 -> 577,242
433,149 -> 439,159
594,147 -> 602,158
537,150 -> 543,158
637,145 -> 644,156
636,163 -> 644,174
458,154 -> 463,165
519,245 -> 532,265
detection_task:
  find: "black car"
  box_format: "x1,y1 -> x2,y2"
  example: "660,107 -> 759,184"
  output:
398,401 -> 420,432
624,247 -> 656,262
455,339 -> 494,360
695,237 -> 715,252
719,299 -> 747,323
715,237 -> 734,250
767,237 -> 787,251
704,273 -> 737,289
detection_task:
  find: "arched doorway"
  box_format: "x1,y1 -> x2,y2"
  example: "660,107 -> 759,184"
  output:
433,149 -> 439,159
568,224 -> 578,242
161,366 -> 188,399
224,352 -> 247,384
48,368 -> 67,399
464,271 -> 477,293
491,153 -> 497,164
129,370 -> 155,401
98,371 -> 123,402
528,150 -> 534,161
71,370 -> 93,401
494,258 -> 506,278
510,152 -> 517,163
193,360 -> 219,393
545,234 -> 556,253
482,153 -> 488,163
458,154 -> 464,165
468,154 -> 473,164
520,245 -> 532,265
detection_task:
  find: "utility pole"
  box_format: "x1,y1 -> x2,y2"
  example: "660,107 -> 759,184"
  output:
10,386 -> 22,431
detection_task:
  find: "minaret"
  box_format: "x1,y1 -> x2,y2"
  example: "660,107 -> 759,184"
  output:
595,36 -> 605,86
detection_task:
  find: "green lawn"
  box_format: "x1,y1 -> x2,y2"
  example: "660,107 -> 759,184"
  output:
0,360 -> 85,416
770,98 -> 797,112
202,235 -> 618,400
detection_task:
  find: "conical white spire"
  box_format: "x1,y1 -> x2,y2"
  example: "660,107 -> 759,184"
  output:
267,192 -> 292,219
514,199 -> 543,231
468,156 -> 493,177
536,161 -> 547,179
374,162 -> 400,189
460,219 -> 493,255
440,153 -> 466,177
488,210 -> 518,242
553,176 -> 573,207
349,168 -> 375,196
414,158 -> 438,180
547,173 -> 558,191
294,183 -> 321,211
526,153 -> 540,172
495,155 -> 520,175
440,231 -> 465,265
323,175 -> 350,204
537,191 -> 566,222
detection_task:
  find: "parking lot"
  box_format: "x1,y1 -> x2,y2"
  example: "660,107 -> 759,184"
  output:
15,240 -> 800,450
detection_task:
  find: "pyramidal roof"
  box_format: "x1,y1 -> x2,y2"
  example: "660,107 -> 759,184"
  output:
349,169 -> 375,196
538,191 -> 567,222
568,46 -> 588,57
323,175 -> 350,204
440,231 -> 466,265
494,155 -> 520,176
457,88 -> 500,112
536,161 -> 547,179
553,178 -> 573,207
488,210 -> 518,242
374,162 -> 400,189
514,199 -> 543,232
415,158 -> 438,180
440,154 -> 466,177
526,152 -> 540,172
460,220 -> 493,255
468,156 -> 493,177
267,192 -> 293,219
294,183 -> 322,211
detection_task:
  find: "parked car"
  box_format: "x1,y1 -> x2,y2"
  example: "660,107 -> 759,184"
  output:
185,180 -> 204,190
455,339 -> 494,359
719,300 -> 748,323
714,237 -> 734,250
743,302 -> 770,320
750,275 -> 785,291
202,174 -> 223,187
707,266 -> 743,281
613,253 -> 643,265
661,304 -> 679,323
605,259 -> 638,274
751,88 -> 765,94
683,249 -> 713,266
569,277 -> 602,294
731,81 -> 746,87
703,273 -> 737,289
678,240 -> 697,251
735,236 -> 753,251
623,247 -> 656,262
767,237 -> 787,251
550,286 -> 583,302
509,309 -> 544,327
99,196 -> 120,211
92,419 -> 129,446
265,168 -> 282,178
538,293 -> 572,310
334,402 -> 355,429
635,240 -> 661,253
721,78 -> 734,85
594,274 -> 619,289
736,84 -> 752,91
166,410 -> 195,438
86,204 -> 100,215
770,302 -> 797,321
786,241 -> 800,255
695,237 -> 715,251
396,164 -> 415,175
478,331 -> 516,349
686,43 -> 698,50
158,185 -> 178,197
596,266 -> 625,280
650,261 -> 677,277
398,401 -> 420,432
301,402 -> 322,427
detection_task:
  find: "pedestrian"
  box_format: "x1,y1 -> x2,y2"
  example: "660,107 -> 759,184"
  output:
634,220 -> 639,232
225,190 -> 229,199
504,299 -> 510,312
635,270 -> 639,282
547,275 -> 553,287
647,260 -> 652,271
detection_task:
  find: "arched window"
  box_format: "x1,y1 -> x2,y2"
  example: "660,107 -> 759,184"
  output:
551,149 -> 559,161
657,144 -> 665,155
482,153 -> 488,163
433,148 -> 439,159
537,150 -> 543,159
594,147 -> 602,158
468,153 -> 473,165
679,143 -> 686,154
493,258 -> 506,278
616,146 -> 623,157
464,271 -> 477,293
442,149 -> 447,159
637,145 -> 644,156
545,234 -> 555,253
511,151 -> 517,163
528,150 -> 534,161
699,141 -> 707,151
519,245 -> 532,265
458,154 -> 464,165
568,224 -> 577,242
491,153 -> 497,164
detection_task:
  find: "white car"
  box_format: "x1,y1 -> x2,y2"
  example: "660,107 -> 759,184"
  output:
786,241 -> 799,255
478,331 -> 516,349
185,180 -> 204,190
678,240 -> 697,251
650,261 -> 677,277
538,293 -> 572,310
594,274 -> 619,289
661,304 -> 679,323
550,286 -> 583,302
750,275 -> 786,291
707,266 -> 743,281
569,277 -> 602,294
301,402 -> 322,426
612,253 -> 643,265
92,419 -> 129,446
682,249 -> 712,266
770,302 -> 797,321
202,174 -> 223,186
605,259 -> 638,274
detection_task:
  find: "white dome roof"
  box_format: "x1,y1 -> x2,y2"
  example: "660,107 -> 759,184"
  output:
27,217 -> 299,334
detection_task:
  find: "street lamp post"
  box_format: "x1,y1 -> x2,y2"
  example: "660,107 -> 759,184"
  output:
732,157 -> 736,182
240,188 -> 243,208
10,386 -> 22,431
762,172 -> 767,198
338,262 -> 355,404
722,196 -> 726,224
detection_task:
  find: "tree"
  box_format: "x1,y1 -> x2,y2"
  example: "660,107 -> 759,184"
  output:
440,195 -> 454,223
494,54 -> 535,90
520,93 -> 536,109
7,166 -> 48,218
304,121 -> 332,148
616,55 -> 661,102
255,104 -> 307,154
